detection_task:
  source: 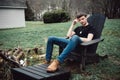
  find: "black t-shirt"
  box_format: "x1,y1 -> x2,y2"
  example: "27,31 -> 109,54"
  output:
74,25 -> 95,38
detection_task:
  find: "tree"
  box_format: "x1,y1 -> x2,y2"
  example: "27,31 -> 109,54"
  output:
25,0 -> 34,21
91,0 -> 120,18
105,0 -> 120,18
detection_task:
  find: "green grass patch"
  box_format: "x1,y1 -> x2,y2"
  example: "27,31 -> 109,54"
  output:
0,21 -> 70,49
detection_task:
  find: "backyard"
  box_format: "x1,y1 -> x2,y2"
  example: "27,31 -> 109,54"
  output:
0,19 -> 120,80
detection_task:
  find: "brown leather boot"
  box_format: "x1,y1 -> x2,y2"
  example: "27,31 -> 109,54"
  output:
46,59 -> 59,73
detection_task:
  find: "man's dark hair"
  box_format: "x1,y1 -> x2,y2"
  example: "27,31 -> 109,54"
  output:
76,13 -> 87,19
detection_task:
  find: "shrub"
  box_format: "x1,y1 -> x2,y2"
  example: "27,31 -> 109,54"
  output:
43,10 -> 70,23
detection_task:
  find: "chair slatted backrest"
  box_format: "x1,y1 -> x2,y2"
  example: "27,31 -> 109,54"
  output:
87,13 -> 106,53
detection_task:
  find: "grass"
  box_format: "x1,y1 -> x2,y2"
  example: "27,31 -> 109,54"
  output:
0,21 -> 70,49
0,19 -> 120,80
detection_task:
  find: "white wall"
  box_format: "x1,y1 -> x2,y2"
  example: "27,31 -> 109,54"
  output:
0,8 -> 25,29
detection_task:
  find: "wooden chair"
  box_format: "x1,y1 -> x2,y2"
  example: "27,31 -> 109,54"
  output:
59,13 -> 106,70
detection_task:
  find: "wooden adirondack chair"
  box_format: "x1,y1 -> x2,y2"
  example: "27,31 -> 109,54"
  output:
59,13 -> 106,70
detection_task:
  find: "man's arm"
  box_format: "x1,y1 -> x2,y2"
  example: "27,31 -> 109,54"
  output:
80,33 -> 94,42
66,19 -> 78,38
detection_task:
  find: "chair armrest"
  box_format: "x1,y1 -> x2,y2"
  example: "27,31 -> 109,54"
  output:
80,38 -> 104,46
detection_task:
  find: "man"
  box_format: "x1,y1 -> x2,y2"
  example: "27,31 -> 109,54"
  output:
45,13 -> 95,72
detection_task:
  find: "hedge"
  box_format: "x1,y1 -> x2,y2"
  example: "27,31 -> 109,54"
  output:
43,10 -> 70,23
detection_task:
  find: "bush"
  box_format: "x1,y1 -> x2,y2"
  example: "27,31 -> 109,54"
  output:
43,10 -> 70,23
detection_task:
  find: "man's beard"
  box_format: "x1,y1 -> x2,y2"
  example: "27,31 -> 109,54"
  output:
82,22 -> 86,26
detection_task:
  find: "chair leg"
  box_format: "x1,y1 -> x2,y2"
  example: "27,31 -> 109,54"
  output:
81,58 -> 85,70
81,47 -> 87,70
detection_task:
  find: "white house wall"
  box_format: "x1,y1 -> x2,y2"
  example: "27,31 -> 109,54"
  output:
0,8 -> 25,29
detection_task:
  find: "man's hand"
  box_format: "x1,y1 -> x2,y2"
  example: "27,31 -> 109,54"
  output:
72,19 -> 78,25
66,31 -> 75,39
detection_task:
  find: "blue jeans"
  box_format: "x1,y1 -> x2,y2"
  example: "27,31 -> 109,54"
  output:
45,35 -> 83,63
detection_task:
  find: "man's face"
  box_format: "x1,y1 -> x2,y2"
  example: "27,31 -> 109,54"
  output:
77,16 -> 87,26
